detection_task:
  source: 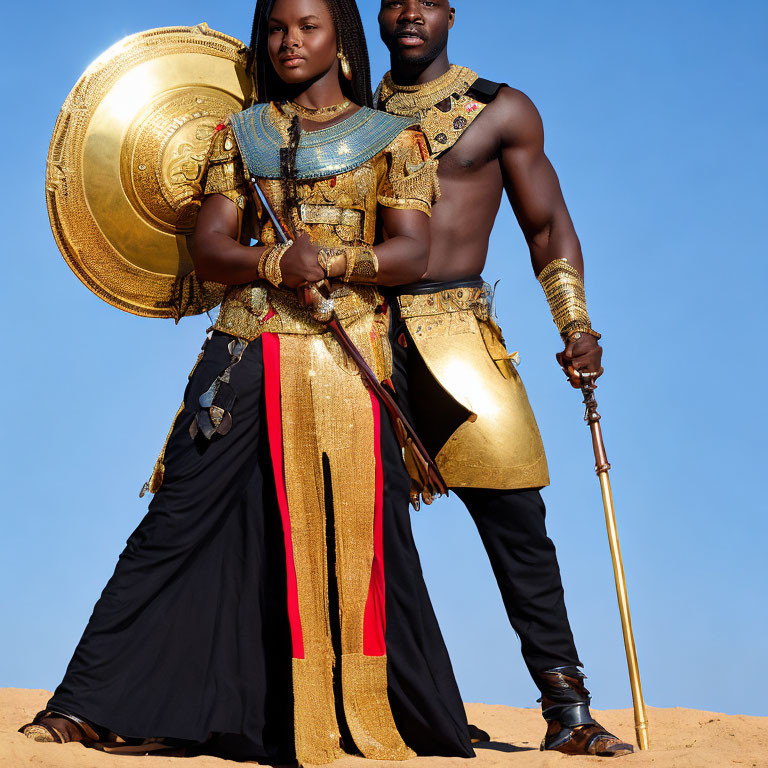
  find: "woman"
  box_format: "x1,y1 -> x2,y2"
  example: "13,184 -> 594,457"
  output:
20,0 -> 474,763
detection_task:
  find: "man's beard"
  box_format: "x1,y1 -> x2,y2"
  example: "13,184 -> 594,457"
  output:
398,49 -> 438,66
385,27 -> 448,70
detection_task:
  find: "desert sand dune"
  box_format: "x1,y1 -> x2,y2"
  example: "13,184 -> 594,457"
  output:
2,689 -> 765,767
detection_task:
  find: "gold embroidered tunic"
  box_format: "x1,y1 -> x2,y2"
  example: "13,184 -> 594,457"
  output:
203,104 -> 438,382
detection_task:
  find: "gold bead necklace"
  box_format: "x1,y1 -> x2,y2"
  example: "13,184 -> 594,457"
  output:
288,99 -> 352,123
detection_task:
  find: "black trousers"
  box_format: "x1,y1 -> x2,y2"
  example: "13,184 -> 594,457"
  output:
390,308 -> 582,685
48,332 -> 472,761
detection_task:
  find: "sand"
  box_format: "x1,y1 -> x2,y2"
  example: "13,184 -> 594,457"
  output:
2,689 -> 766,768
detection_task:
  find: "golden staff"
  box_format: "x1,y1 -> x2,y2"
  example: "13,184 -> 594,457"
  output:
580,377 -> 649,750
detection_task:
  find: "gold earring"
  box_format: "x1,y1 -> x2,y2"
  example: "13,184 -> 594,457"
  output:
337,50 -> 352,80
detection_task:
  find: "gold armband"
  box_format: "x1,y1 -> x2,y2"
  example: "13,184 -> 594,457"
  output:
258,241 -> 293,288
257,249 -> 270,281
317,247 -> 347,278
343,246 -> 379,284
316,246 -> 380,283
537,259 -> 600,340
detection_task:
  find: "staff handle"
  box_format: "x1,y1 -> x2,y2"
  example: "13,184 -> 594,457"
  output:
581,380 -> 649,751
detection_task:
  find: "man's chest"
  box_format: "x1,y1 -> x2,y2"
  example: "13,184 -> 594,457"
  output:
434,117 -> 501,184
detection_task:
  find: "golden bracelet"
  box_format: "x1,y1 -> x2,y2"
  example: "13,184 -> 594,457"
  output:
343,247 -> 357,282
262,241 -> 293,288
344,246 -> 379,284
317,247 -> 347,278
257,249 -> 271,281
537,258 -> 599,339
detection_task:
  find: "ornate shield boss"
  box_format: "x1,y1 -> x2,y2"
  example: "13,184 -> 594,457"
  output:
46,24 -> 251,319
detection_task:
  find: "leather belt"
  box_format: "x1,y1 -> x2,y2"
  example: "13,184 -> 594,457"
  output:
395,274 -> 484,295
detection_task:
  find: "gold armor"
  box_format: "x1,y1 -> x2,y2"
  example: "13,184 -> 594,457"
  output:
46,24 -> 251,319
398,286 -> 549,489
377,65 -> 489,158
377,66 -> 550,490
206,106 -> 439,383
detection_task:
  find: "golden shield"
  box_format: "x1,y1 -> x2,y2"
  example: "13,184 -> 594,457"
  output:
46,23 -> 252,319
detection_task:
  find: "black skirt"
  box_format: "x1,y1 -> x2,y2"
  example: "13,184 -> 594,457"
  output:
47,332 -> 473,762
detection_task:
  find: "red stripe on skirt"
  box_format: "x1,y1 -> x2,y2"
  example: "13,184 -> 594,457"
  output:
363,391 -> 387,656
262,333 -> 305,659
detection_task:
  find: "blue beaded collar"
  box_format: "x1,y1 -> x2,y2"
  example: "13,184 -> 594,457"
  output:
229,103 -> 417,180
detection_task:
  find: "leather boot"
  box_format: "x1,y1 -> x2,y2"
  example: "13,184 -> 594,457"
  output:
534,666 -> 634,757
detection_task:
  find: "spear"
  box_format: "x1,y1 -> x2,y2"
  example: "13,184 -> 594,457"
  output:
249,176 -> 447,503
579,376 -> 649,750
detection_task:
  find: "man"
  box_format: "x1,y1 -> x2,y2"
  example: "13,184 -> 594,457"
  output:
376,0 -> 634,757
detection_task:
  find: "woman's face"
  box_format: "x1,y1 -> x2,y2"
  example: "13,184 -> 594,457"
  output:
268,0 -> 339,87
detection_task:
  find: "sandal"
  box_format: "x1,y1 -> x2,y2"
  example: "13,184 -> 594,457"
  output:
19,710 -> 185,756
19,709 -> 101,744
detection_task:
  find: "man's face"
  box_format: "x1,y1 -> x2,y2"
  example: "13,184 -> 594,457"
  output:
378,0 -> 455,66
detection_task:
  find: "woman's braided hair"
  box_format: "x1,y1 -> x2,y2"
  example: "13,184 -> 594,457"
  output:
246,0 -> 373,221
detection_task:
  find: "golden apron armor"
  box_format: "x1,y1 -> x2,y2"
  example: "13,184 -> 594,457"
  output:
378,66 -> 550,489
398,286 -> 549,490
46,24 -> 251,319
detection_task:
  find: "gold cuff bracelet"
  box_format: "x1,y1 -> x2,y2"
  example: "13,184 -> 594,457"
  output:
537,258 -> 600,340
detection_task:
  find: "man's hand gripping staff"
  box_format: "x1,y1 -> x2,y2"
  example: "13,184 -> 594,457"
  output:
248,176 -> 447,509
538,256 -> 650,750
537,258 -> 604,387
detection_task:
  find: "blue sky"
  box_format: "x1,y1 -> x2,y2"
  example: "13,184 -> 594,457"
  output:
1,0 -> 766,719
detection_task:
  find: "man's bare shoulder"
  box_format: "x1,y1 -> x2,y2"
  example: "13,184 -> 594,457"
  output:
482,86 -> 544,147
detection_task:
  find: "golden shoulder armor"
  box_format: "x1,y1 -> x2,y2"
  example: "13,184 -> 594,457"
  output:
46,23 -> 251,319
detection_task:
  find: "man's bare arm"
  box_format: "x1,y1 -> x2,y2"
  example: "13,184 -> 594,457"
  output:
496,88 -> 583,278
495,88 -> 602,384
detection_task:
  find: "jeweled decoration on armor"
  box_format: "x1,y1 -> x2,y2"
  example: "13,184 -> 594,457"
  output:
376,65 -> 487,158
229,103 -> 419,179
206,108 -> 438,383
537,259 -> 600,340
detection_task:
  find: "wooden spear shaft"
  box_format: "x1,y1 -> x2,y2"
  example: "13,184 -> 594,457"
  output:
581,379 -> 649,750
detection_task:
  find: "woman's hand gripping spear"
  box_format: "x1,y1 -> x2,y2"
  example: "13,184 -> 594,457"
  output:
249,178 -> 447,508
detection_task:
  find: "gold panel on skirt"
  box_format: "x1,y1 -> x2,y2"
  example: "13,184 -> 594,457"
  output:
279,336 -> 413,764
398,286 -> 550,490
